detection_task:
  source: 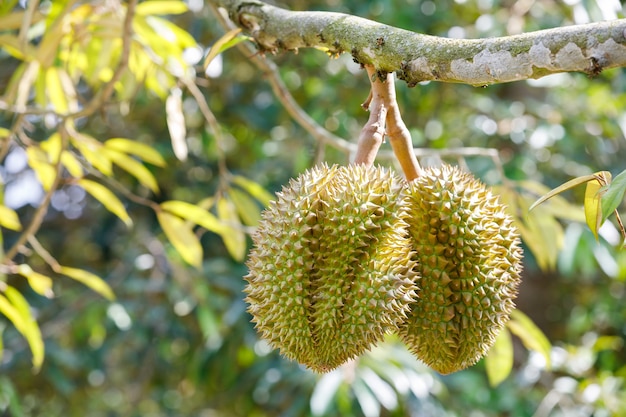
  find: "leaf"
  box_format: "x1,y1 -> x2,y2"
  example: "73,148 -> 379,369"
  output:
157,211 -> 203,268
0,286 -> 44,371
232,175 -> 274,206
160,200 -> 229,234
352,377 -> 381,417
528,174 -> 598,212
485,328 -> 513,387
518,180 -> 585,223
40,132 -> 62,164
102,148 -> 160,193
585,178 -> 604,240
78,179 -> 132,227
71,133 -> 112,176
217,197 -> 247,262
44,67 -> 68,114
204,28 -> 243,70
104,138 -> 166,167
0,205 -> 22,231
60,151 -> 84,178
518,195 -> 563,270
26,147 -> 56,191
166,88 -> 188,161
16,264 -> 54,299
310,370 -> 344,416
229,188 -> 262,226
135,1 -> 188,16
507,310 -> 552,369
58,266 -> 115,301
601,169 -> 626,222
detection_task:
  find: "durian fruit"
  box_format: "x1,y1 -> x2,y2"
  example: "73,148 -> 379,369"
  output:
398,164 -> 523,374
245,164 -> 419,372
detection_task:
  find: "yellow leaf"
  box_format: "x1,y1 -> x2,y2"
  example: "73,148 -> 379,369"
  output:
15,60 -> 40,111
485,328 -> 513,387
45,67 -> 68,114
584,172 -> 611,240
160,200 -> 228,234
102,148 -> 159,193
0,205 -> 21,231
232,175 -> 274,206
157,211 -> 203,268
58,266 -> 115,301
166,88 -> 187,161
217,197 -> 246,262
204,28 -> 242,70
135,1 -> 189,15
16,264 -> 54,298
229,188 -> 261,226
60,150 -> 84,178
104,138 -> 166,167
71,134 -> 112,176
78,179 -> 132,227
26,147 -> 56,191
0,286 -> 44,371
507,310 -> 552,369
41,132 -> 62,164
0,127 -> 10,139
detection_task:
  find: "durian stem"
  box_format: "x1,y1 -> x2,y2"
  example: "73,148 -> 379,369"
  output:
353,66 -> 388,167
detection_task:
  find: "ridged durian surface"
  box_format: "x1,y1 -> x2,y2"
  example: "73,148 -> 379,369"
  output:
398,165 -> 523,374
245,164 -> 418,372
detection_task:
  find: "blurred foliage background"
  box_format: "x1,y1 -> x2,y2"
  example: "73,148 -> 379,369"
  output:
1,0 -> 626,416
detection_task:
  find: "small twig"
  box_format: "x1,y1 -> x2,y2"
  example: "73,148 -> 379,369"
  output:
27,236 -> 61,272
353,66 -> 387,167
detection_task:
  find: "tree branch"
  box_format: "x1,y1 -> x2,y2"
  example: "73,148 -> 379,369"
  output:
214,0 -> 626,86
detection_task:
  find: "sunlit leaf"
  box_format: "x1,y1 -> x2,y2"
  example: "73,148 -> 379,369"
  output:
352,377 -> 380,417
0,127 -> 10,138
71,133 -> 112,176
78,179 -> 132,227
40,132 -> 62,164
0,205 -> 21,231
104,138 -> 166,167
16,264 -> 54,299
518,181 -> 585,223
229,188 -> 262,226
601,169 -> 626,222
160,200 -> 228,234
310,370 -> 343,416
15,60 -> 40,110
26,147 -> 56,191
507,310 -> 551,369
204,28 -> 242,70
157,211 -> 203,268
60,151 -> 84,177
135,1 -> 188,16
102,148 -> 160,193
359,368 -> 397,410
528,174 -> 598,212
232,175 -> 274,206
217,197 -> 247,262
166,88 -> 187,161
0,286 -> 44,371
518,195 -> 562,270
45,67 -> 68,114
585,179 -> 603,240
58,266 -> 115,301
485,328 -> 513,387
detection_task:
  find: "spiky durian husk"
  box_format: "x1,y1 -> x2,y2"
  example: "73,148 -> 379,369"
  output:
245,164 -> 419,372
398,165 -> 523,374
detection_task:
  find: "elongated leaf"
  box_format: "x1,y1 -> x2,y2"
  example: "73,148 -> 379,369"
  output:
103,148 -> 159,193
0,286 -> 44,371
507,310 -> 551,369
59,266 -> 115,301
0,205 -> 21,231
40,132 -> 62,164
45,67 -> 68,114
26,147 -> 56,191
79,179 -> 132,227
160,200 -> 228,234
310,370 -> 344,416
528,174 -> 598,212
157,211 -> 203,268
71,134 -> 112,176
217,198 -> 247,262
16,264 -> 54,299
135,1 -> 188,16
353,377 -> 380,417
585,179 -> 604,240
104,138 -> 166,167
229,188 -> 261,226
60,151 -> 84,177
601,169 -> 626,222
204,28 -> 242,70
485,328 -> 513,386
232,175 -> 274,206
166,88 -> 188,161
519,180 -> 585,222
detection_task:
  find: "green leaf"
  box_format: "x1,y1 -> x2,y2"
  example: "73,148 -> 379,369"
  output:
104,138 -> 166,167
0,205 -> 22,231
229,188 -> 262,226
232,175 -> 274,206
157,211 -> 203,268
485,328 -> 513,387
217,198 -> 247,262
135,1 -> 188,16
528,174 -> 598,212
103,148 -> 160,193
78,179 -> 132,227
59,266 -> 115,301
601,169 -> 626,222
204,28 -> 244,70
16,264 -> 54,299
0,286 -> 44,371
160,200 -> 229,234
507,310 -> 551,369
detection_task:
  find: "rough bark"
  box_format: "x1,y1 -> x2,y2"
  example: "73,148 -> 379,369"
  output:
214,0 -> 626,86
